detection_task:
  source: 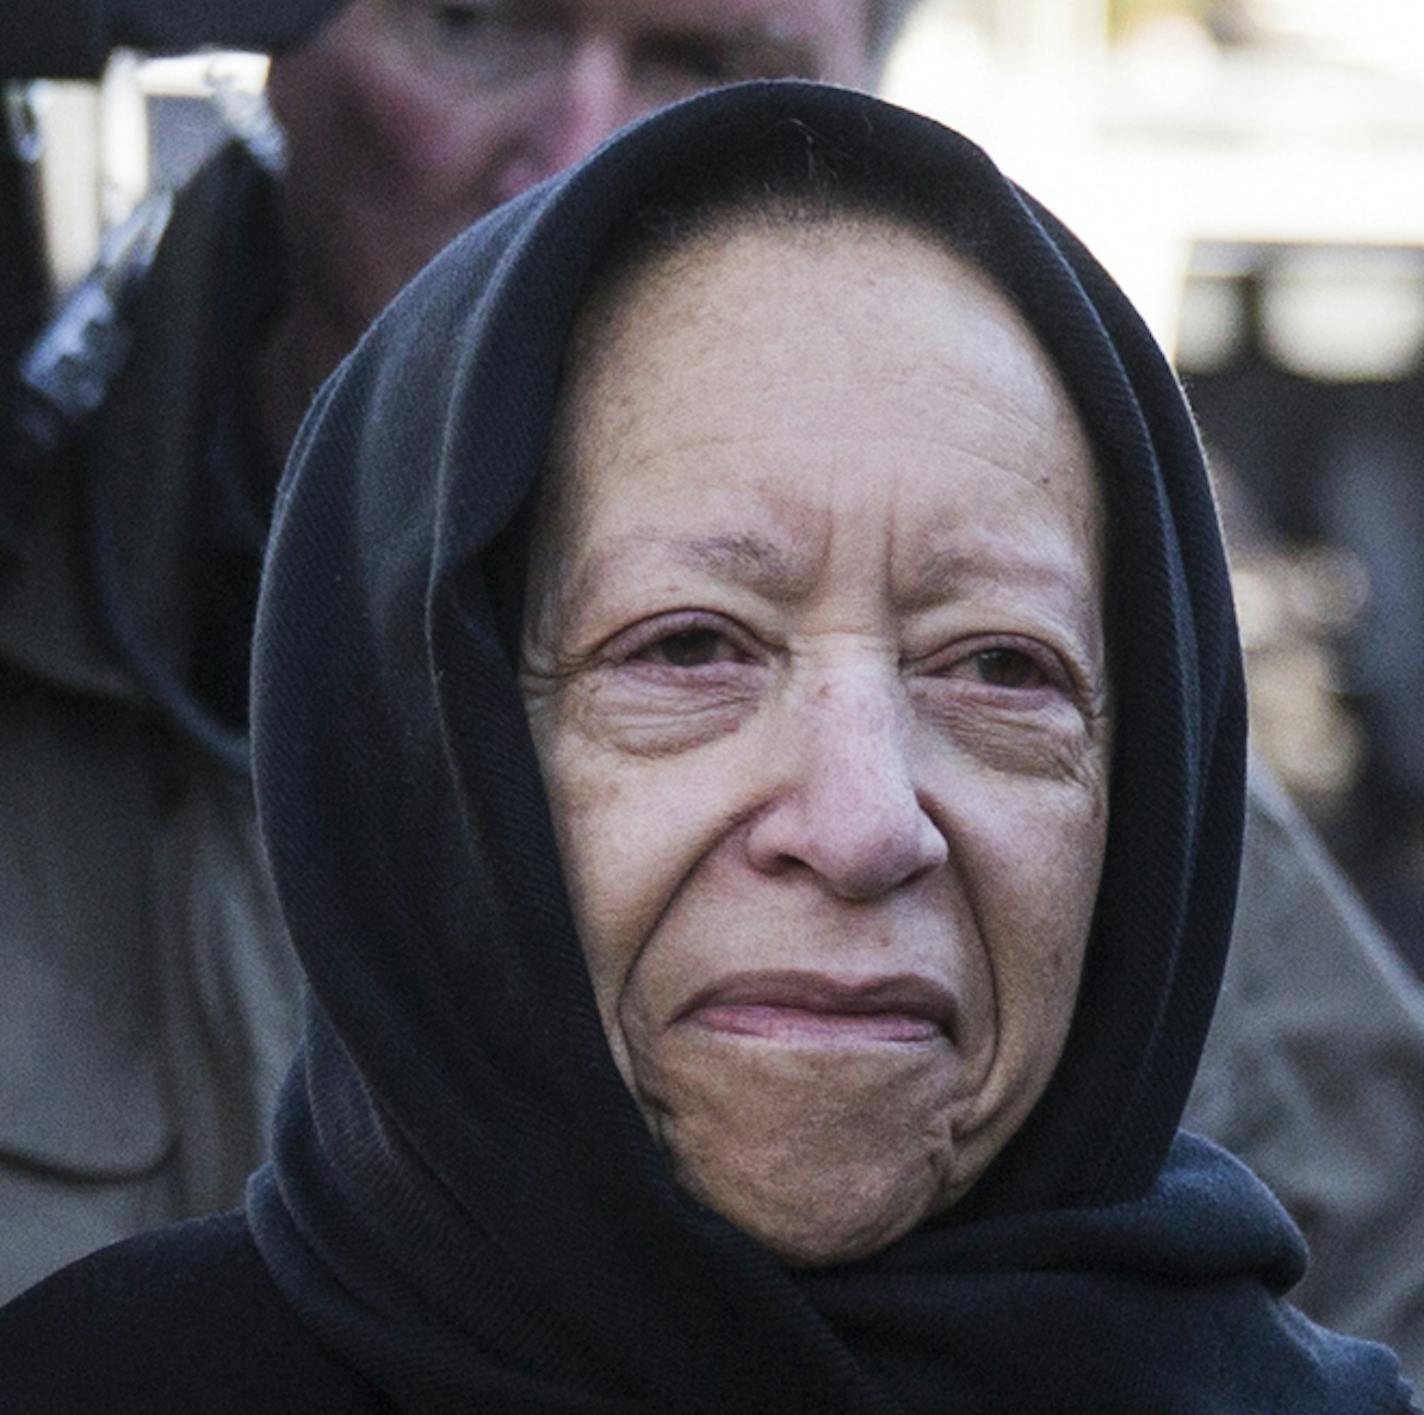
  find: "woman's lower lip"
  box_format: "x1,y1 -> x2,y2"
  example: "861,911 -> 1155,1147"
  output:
687,1004 -> 942,1044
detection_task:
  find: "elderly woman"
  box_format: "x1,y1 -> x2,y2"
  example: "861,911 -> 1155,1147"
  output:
0,83 -> 1413,1412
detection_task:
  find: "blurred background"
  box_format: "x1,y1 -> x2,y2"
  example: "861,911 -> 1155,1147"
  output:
12,0 -> 1424,965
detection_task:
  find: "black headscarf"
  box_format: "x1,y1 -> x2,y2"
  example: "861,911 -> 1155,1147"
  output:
246,82 -> 1410,1412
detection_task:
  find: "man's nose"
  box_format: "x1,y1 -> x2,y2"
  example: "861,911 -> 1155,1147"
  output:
744,672 -> 949,901
541,36 -> 644,178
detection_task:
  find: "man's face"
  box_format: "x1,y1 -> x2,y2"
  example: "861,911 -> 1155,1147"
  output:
266,0 -> 874,339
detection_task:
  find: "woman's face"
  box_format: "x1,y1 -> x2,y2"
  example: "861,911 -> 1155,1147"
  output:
521,219 -> 1112,1265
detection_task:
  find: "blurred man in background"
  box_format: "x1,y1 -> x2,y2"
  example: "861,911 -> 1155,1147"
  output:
1,0 -> 1420,1381
259,1 -> 894,464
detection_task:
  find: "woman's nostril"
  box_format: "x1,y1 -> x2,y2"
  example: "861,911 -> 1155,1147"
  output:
745,760 -> 946,899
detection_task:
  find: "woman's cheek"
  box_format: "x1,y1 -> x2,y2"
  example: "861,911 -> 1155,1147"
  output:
563,665 -> 767,758
911,683 -> 1106,788
536,730 -> 709,1009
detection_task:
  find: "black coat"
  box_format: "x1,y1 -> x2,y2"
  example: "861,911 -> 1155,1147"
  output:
0,1213 -> 387,1413
1,82 -> 1414,1414
0,1 -> 342,81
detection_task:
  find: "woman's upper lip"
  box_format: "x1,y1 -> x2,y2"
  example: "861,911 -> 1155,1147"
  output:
675,970 -> 959,1037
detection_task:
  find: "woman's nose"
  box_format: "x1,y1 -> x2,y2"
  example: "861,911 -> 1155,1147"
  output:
744,674 -> 949,901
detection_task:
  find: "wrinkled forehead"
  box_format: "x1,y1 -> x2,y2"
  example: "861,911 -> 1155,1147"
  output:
533,215 -> 1105,610
557,213 -> 1095,478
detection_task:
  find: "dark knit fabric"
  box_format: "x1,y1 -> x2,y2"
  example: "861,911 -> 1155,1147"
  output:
1,82 -> 1411,1413
0,1212 -> 387,1412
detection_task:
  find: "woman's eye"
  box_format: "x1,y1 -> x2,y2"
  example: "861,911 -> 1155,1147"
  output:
635,627 -> 739,669
969,648 -> 1047,690
931,644 -> 1058,692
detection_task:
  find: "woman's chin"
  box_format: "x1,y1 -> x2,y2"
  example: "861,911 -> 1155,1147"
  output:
672,1137 -> 964,1268
624,988 -> 995,1264
643,1051 -> 971,1265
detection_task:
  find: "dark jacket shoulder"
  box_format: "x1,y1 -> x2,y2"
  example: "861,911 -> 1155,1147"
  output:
0,1209 -> 387,1412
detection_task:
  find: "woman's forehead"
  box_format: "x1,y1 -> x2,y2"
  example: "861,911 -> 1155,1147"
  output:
564,220 -> 1083,449
549,219 -> 1103,570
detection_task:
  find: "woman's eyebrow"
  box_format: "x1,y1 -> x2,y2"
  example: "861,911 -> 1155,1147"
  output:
573,530 -> 815,605
902,541 -> 1093,602
895,540 -> 1104,655
677,531 -> 813,596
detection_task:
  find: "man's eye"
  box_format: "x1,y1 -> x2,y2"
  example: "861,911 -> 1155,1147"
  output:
637,628 -> 738,669
424,0 -> 499,36
398,0 -> 564,73
433,3 -> 484,31
967,648 -> 1047,690
657,39 -> 739,83
428,1 -> 526,44
633,39 -> 736,91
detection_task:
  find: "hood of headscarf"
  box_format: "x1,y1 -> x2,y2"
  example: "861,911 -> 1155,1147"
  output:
246,82 -> 1409,1413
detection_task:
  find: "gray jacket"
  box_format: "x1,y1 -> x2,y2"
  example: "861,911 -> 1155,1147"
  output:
1189,761 -> 1424,1380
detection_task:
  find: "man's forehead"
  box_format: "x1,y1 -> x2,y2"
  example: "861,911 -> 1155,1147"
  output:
554,0 -> 871,45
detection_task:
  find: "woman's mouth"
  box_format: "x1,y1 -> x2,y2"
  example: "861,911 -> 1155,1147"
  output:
675,970 -> 957,1045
